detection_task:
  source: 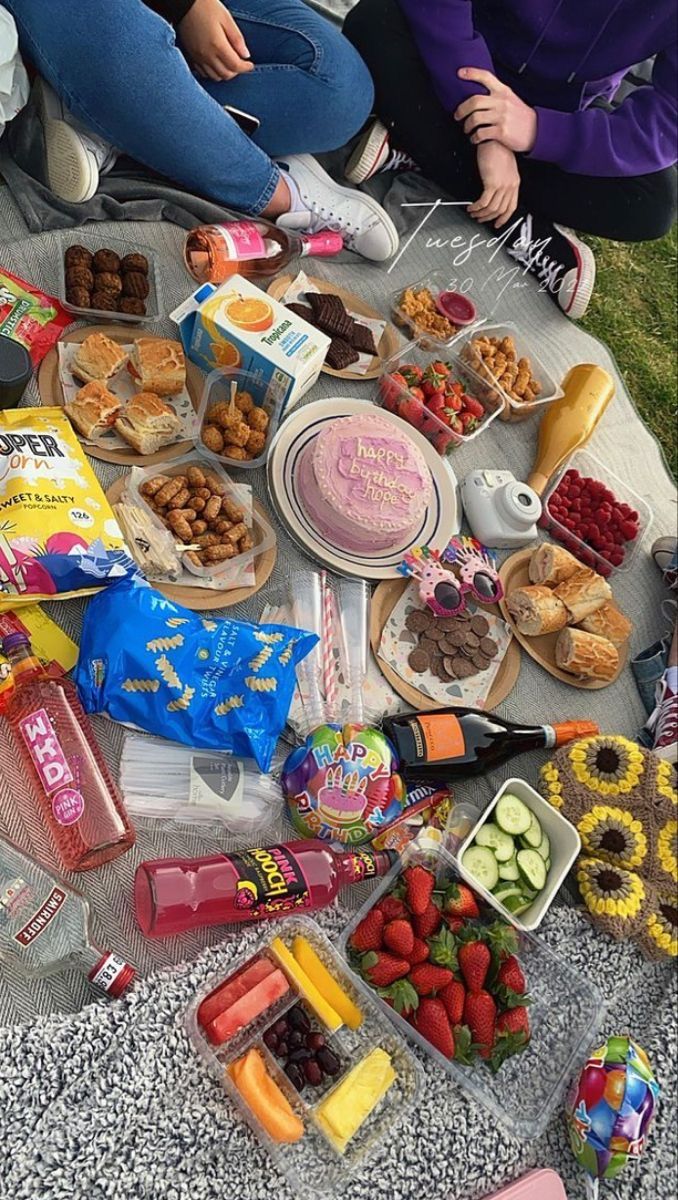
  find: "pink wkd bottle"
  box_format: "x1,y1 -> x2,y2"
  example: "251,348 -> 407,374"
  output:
1,631 -> 135,872
134,840 -> 397,937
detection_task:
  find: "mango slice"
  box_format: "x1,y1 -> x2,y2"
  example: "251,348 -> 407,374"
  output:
292,935 -> 363,1030
269,937 -> 342,1032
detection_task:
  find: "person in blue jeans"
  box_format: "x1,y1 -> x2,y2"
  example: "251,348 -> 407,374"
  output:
4,0 -> 398,261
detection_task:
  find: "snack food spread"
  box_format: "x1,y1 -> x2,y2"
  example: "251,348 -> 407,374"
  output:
296,412 -> 431,553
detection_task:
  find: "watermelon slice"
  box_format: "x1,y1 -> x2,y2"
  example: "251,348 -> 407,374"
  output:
205,968 -> 289,1045
199,957 -> 275,1029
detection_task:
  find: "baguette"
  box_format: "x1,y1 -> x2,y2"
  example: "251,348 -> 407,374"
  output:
555,627 -> 619,681
506,585 -> 569,636
130,337 -> 185,396
114,392 -> 181,455
529,543 -> 581,586
71,333 -> 128,384
578,602 -> 632,646
553,568 -> 612,624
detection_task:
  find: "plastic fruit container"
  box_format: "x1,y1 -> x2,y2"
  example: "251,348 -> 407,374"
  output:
338,841 -> 602,1141
57,229 -> 162,325
197,366 -> 285,470
456,778 -> 581,932
184,917 -> 422,1200
539,447 -> 653,576
457,322 -> 563,423
391,270 -> 483,351
375,339 -> 503,455
129,452 -> 275,583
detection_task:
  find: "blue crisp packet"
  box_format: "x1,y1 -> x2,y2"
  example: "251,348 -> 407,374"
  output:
74,581 -> 317,771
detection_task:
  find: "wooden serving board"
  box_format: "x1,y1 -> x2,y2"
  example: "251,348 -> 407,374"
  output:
498,548 -> 628,689
106,476 -> 276,611
267,273 -> 401,380
37,324 -> 203,467
370,577 -> 521,711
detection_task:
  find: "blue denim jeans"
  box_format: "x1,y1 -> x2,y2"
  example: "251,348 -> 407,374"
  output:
4,0 -> 374,213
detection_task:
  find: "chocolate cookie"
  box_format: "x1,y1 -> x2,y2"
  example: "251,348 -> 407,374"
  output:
65,245 -> 92,270
453,655 -> 477,678
443,655 -> 460,678
65,266 -> 94,291
121,252 -> 149,275
406,610 -> 433,634
122,271 -> 150,299
437,616 -> 463,633
96,272 -> 123,297
445,628 -> 468,648
66,287 -> 91,308
471,615 -> 490,637
428,625 -> 446,642
91,290 -> 118,311
464,631 -> 481,650
480,637 -> 498,658
119,296 -> 147,315
93,248 -> 121,273
418,636 -> 439,659
472,652 -> 492,671
408,648 -> 430,673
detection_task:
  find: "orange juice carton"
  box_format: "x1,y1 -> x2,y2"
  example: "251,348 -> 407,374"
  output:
171,275 -> 330,412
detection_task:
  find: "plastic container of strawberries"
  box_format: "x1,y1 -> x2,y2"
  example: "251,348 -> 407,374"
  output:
374,339 -> 503,455
338,841 -> 603,1141
539,447 -> 653,576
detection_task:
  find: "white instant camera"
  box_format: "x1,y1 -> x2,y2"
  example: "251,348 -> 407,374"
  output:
461,469 -> 542,548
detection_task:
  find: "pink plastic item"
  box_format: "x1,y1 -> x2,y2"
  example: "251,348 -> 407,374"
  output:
435,290 -> 477,325
483,1169 -> 567,1200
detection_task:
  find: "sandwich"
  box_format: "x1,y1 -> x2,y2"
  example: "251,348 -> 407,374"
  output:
577,601 -> 632,646
130,337 -> 185,396
555,627 -> 619,682
528,543 -> 581,587
65,380 -> 122,439
71,333 -> 128,384
553,568 -> 612,624
506,585 -> 569,636
114,392 -> 182,455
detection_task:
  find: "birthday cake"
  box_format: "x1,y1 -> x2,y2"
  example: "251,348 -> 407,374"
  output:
296,412 -> 431,553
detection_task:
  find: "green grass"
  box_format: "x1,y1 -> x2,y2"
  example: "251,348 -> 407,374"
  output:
580,226 -> 678,481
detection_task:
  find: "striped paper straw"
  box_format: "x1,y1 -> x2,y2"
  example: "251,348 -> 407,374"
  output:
320,570 -> 339,723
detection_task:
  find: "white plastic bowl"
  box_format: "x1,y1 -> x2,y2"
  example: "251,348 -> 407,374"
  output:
456,777 -> 581,931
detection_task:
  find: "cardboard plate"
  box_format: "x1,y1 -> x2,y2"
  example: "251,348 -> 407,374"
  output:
370,577 -> 521,710
106,476 -> 276,610
498,548 -> 628,689
267,273 -> 401,380
37,324 -> 204,467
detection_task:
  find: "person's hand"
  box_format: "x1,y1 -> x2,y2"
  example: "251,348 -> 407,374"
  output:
454,68 -> 537,153
178,0 -> 253,81
468,141 -> 520,227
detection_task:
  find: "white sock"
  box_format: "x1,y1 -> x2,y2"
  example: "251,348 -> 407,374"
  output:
280,166 -> 306,214
665,665 -> 678,692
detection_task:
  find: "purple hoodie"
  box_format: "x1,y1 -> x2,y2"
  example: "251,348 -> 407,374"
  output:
397,0 -> 677,176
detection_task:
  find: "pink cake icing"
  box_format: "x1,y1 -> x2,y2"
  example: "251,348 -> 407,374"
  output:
296,412 -> 432,553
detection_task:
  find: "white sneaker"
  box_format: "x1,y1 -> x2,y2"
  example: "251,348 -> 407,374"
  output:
34,77 -> 116,204
507,213 -> 596,320
276,153 -> 399,263
345,118 -> 419,185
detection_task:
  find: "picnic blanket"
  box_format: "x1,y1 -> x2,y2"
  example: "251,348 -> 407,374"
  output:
0,171 -> 675,1200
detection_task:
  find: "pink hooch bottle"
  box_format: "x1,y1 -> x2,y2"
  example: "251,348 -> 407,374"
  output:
1,631 -> 135,872
134,839 -> 397,938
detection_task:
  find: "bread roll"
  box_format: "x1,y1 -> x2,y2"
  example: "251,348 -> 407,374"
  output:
72,333 -> 128,384
553,568 -> 611,623
131,337 -> 185,396
65,381 -> 121,438
114,392 -> 181,455
555,627 -> 619,681
529,543 -> 581,586
578,602 -> 632,646
506,585 -> 569,636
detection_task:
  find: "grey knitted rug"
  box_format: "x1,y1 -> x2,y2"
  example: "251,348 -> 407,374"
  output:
0,159 -> 676,1199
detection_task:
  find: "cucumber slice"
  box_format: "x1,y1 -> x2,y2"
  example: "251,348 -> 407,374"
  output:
495,793 -> 532,837
461,845 -> 499,891
544,859 -> 551,873
522,810 -> 543,849
536,831 -> 551,862
492,883 -> 523,903
517,849 -> 547,892
498,856 -> 520,882
502,893 -> 533,917
475,823 -> 515,862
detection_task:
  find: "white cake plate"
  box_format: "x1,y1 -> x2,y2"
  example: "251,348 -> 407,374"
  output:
266,397 -> 460,580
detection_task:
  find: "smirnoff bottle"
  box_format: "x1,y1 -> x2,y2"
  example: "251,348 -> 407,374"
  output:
184,218 -> 343,283
0,835 -> 135,996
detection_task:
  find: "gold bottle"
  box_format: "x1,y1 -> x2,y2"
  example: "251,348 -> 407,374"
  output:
528,364 -> 615,495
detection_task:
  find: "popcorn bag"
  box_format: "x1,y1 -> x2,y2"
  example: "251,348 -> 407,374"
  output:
0,407 -> 139,609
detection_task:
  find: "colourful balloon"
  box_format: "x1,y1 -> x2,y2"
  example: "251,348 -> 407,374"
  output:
603,1068 -> 627,1111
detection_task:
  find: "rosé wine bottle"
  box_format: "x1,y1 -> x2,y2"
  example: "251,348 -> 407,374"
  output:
184,218 -> 343,283
1,632 -> 135,872
134,839 -> 396,938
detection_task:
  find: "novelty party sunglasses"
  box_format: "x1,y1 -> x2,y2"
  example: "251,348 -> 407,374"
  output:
398,538 -> 504,618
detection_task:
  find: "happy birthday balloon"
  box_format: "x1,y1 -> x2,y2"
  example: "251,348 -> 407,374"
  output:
565,1036 -> 660,1197
281,722 -> 405,844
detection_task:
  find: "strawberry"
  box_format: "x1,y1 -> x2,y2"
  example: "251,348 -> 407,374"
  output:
397,394 -> 425,428
414,997 -> 455,1059
462,394 -> 485,419
430,360 -> 450,378
453,1023 -> 477,1066
350,908 -> 384,953
491,1007 -> 531,1071
458,938 -> 491,994
409,963 -> 454,995
426,392 -> 447,417
408,385 -> 426,403
413,901 -> 442,940
428,927 -> 458,971
383,918 -> 414,957
442,914 -> 464,934
361,950 -> 410,988
403,865 -> 435,915
378,895 -> 407,922
445,394 -> 463,412
433,430 -> 455,455
409,937 -> 430,964
379,373 -> 407,412
422,379 -> 445,400
463,989 -> 496,1059
401,364 -> 423,385
485,920 -> 519,963
439,978 -> 465,1025
385,977 -> 419,1017
496,955 -> 526,1003
444,882 -> 479,921
458,410 -> 477,431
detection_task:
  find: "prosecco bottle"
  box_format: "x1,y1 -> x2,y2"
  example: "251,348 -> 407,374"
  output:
382,708 -> 598,784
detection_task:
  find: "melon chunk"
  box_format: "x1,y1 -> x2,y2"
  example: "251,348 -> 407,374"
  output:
198,957 -> 275,1028
205,968 -> 289,1045
229,1049 -> 304,1144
